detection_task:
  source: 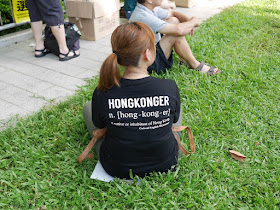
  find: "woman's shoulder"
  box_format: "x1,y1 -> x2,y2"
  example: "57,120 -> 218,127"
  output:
93,87 -> 101,95
93,77 -> 179,96
92,87 -> 107,99
119,76 -> 179,93
92,85 -> 122,98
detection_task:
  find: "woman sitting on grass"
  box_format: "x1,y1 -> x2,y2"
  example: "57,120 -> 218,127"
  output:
83,22 -> 182,179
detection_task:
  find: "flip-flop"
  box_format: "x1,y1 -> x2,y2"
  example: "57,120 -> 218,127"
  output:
59,50 -> 79,61
35,48 -> 50,58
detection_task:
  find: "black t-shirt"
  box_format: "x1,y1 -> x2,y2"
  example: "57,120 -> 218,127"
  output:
92,76 -> 180,179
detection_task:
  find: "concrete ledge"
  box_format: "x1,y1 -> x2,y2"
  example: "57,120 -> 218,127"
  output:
0,28 -> 33,48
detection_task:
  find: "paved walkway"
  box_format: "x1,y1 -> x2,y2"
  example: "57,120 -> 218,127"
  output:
0,0 -> 245,130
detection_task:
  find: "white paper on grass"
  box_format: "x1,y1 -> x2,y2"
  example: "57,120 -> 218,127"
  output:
90,161 -> 141,184
90,160 -> 114,182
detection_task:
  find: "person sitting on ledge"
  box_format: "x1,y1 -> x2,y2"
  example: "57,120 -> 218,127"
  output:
83,22 -> 182,179
129,0 -> 221,75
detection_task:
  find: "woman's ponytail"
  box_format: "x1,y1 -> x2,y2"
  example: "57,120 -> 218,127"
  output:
97,22 -> 155,92
98,52 -> 121,92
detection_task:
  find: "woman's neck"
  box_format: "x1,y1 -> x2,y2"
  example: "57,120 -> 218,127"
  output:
122,66 -> 149,79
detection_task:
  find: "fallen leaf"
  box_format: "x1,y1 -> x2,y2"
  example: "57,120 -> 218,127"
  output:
229,150 -> 246,162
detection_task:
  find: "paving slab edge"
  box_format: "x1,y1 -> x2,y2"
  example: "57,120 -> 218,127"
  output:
0,28 -> 33,48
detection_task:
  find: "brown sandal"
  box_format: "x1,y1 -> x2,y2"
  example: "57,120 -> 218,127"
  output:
195,62 -> 221,76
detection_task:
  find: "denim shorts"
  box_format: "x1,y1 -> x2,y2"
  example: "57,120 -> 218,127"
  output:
26,0 -> 64,26
148,42 -> 173,74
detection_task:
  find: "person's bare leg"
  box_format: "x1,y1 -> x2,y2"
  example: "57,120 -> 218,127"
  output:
51,25 -> 72,57
51,25 -> 79,58
175,36 -> 219,73
161,17 -> 220,74
31,21 -> 46,56
159,35 -> 198,67
160,35 -> 219,74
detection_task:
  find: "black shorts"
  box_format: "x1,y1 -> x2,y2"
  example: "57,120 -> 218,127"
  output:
26,0 -> 64,26
148,42 -> 173,74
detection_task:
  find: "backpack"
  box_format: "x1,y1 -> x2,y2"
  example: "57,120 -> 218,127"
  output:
44,22 -> 81,56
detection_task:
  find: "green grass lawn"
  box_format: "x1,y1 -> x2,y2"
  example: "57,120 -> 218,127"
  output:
1,0 -> 280,208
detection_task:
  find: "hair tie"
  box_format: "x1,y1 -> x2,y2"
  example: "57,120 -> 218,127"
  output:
113,50 -> 120,59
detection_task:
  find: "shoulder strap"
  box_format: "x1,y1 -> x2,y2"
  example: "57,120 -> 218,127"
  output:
172,126 -> 195,155
77,128 -> 107,163
77,125 -> 195,163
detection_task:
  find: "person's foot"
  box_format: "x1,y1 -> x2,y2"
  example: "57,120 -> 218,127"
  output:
195,62 -> 221,76
59,50 -> 80,61
34,48 -> 50,57
180,59 -> 221,76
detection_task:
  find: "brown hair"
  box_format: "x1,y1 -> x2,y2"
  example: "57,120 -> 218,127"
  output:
98,22 -> 155,92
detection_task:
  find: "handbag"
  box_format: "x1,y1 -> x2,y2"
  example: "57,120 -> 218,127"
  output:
77,126 -> 195,163
44,22 -> 81,56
